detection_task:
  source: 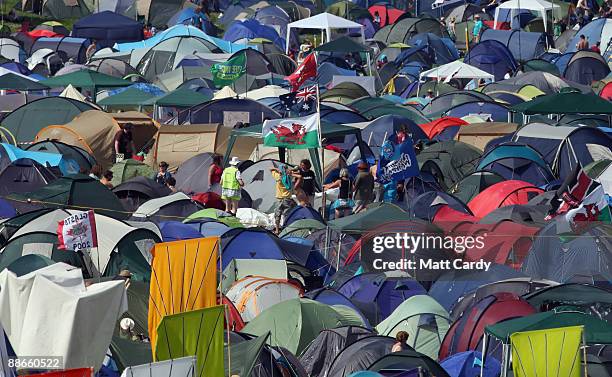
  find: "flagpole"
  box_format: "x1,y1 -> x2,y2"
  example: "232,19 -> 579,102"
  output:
314,52 -> 325,220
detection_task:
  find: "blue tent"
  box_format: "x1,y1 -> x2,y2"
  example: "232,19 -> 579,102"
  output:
355,115 -> 427,158
72,11 -> 144,49
220,228 -> 328,273
0,62 -> 32,76
30,37 -> 90,64
284,206 -> 325,228
410,191 -> 472,222
445,101 -> 510,122
464,40 -> 518,81
563,51 -> 610,86
224,19 -> 286,51
477,143 -> 555,186
175,97 -> 281,125
0,198 -> 16,218
441,351 -> 501,377
114,25 -> 249,53
304,287 -> 370,326
320,109 -> 368,124
338,271 -> 427,325
566,18 -> 612,58
0,143 -> 79,176
551,52 -> 574,75
167,8 -> 207,26
183,218 -> 231,237
428,264 -> 526,311
480,29 -> 547,62
407,33 -> 459,65
317,62 -> 357,86
159,221 -> 203,242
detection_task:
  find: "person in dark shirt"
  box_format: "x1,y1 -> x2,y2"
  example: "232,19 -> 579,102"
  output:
294,159 -> 316,206
353,161 -> 374,213
114,123 -> 136,161
153,161 -> 172,185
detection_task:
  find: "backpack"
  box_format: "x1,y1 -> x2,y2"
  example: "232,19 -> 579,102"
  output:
279,165 -> 293,191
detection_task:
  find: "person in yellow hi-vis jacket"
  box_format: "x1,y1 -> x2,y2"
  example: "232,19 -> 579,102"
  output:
220,157 -> 244,215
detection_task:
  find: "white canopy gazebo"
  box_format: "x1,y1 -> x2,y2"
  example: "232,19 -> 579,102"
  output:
494,0 -> 560,32
418,61 -> 494,94
285,13 -> 365,53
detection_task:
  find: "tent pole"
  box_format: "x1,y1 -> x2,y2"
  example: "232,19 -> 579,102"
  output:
480,335 -> 487,377
366,51 -> 372,76
582,329 -> 588,377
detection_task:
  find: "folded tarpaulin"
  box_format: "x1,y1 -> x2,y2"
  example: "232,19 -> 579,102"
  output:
120,357 -> 196,377
0,263 -> 127,372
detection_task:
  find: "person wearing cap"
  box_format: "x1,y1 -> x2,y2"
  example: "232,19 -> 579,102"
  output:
425,89 -> 435,99
270,164 -> 299,233
353,161 -> 374,213
221,157 -> 244,215
153,161 -> 172,185
114,123 -> 136,161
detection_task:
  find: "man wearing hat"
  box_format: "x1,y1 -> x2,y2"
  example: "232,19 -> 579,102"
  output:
220,157 -> 244,215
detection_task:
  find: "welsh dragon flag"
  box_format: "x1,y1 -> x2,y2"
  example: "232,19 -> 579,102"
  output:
556,185 -> 611,234
262,113 -> 320,149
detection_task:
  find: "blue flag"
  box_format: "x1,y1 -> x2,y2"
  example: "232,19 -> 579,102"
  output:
377,135 -> 419,184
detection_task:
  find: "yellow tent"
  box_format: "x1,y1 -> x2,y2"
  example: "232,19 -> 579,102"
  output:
511,325 -> 584,377
148,237 -> 219,354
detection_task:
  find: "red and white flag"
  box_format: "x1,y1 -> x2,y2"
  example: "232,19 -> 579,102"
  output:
285,53 -> 317,91
57,210 -> 98,251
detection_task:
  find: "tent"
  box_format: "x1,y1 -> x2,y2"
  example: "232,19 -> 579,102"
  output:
226,276 -> 302,321
185,208 -> 244,228
299,326 -> 375,377
493,0 -> 559,32
0,38 -> 27,63
418,140 -> 483,190
565,18 -> 612,55
0,143 -> 80,176
131,192 -> 202,223
148,124 -> 222,170
449,170 -> 506,204
480,29 -> 548,62
326,335 -> 396,377
467,180 -> 543,218
110,159 -> 155,186
220,258 -> 288,294
368,4 -> 405,27
455,122 -> 519,151
113,176 -> 172,212
376,295 -> 451,359
463,40 -> 518,81
285,13 -> 365,53
2,96 -> 96,143
0,158 -> 56,196
35,110 -> 159,169
225,19 -> 287,52
242,298 -> 365,354
29,37 -> 91,64
159,221 -> 205,242
563,51 -> 611,86
0,72 -> 48,91
72,11 -> 144,49
40,69 -> 132,99
440,351 -> 500,377
173,152 -> 217,194
419,61 -> 494,90
477,143 -> 555,186
374,18 -> 449,45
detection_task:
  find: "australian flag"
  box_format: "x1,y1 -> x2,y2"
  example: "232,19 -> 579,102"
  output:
377,134 -> 420,184
279,85 -> 317,115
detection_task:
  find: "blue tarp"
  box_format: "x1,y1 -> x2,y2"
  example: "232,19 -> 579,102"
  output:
0,143 -> 79,176
159,221 -> 203,242
441,351 -> 501,377
224,19 -> 286,51
114,25 -> 250,53
72,11 -> 144,49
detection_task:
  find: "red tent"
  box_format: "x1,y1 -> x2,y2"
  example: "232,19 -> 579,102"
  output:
439,292 -> 535,360
26,29 -> 63,38
222,295 -> 245,331
192,192 -> 224,210
368,4 -> 406,27
600,81 -> 612,101
467,180 -> 543,218
432,205 -> 479,227
418,117 -> 468,139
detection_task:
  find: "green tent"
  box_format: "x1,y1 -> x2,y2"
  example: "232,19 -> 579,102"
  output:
278,219 -> 326,238
7,174 -> 128,219
485,311 -> 612,344
242,298 -> 365,354
523,283 -> 612,312
349,96 -> 395,112
155,306 -> 225,377
5,253 -> 56,276
1,96 -> 96,143
511,92 -> 612,115
146,88 -> 211,108
0,73 -> 49,91
328,203 -> 411,233
98,88 -> 158,108
110,159 -> 155,186
320,82 -> 370,104
41,69 -> 131,102
315,36 -> 372,53
185,208 -> 244,228
225,333 -> 270,377
325,1 -> 372,20
110,281 -> 152,370
522,59 -> 561,76
418,140 -> 482,190
376,295 -> 451,359
361,104 -> 431,124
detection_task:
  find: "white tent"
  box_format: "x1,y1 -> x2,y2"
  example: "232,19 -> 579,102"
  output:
285,13 -> 365,53
494,0 -> 559,32
419,60 -> 494,82
60,84 -> 89,102
120,357 -> 196,377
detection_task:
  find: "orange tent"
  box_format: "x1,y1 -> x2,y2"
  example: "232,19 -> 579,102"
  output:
148,237 -> 219,354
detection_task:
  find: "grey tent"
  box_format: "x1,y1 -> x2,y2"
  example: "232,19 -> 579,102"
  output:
374,18 -> 449,44
174,152 -> 217,194
326,335 -> 396,377
0,158 -> 57,196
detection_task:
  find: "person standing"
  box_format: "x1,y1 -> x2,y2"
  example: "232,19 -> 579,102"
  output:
208,155 -> 223,191
220,157 -> 244,215
353,161 -> 374,213
271,165 -> 298,234
293,159 -> 316,206
153,161 -> 172,185
324,168 -> 354,219
473,15 -> 483,43
576,34 -> 589,50
114,123 -> 136,161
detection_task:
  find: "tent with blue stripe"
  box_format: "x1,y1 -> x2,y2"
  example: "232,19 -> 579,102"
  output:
477,142 -> 555,186
0,143 -> 79,176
